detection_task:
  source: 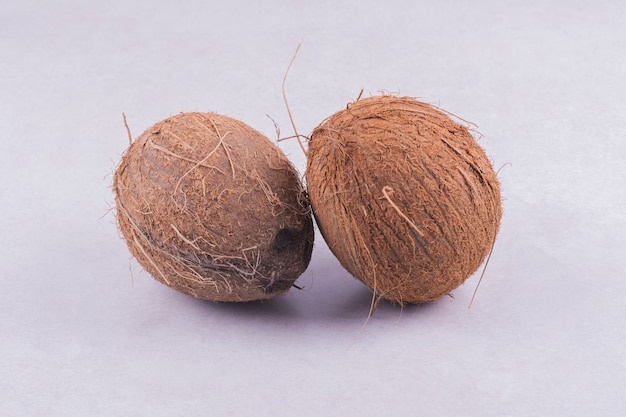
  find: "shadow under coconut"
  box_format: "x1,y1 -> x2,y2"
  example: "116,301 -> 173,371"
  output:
327,286 -> 444,323
138,282 -> 299,323
161,275 -> 450,327
194,294 -> 299,320
287,270 -> 444,324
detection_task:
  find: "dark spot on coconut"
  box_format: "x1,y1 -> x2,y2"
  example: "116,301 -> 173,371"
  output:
273,228 -> 294,252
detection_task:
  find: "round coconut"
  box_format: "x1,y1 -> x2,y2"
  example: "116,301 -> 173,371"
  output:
306,95 -> 502,304
113,112 -> 314,302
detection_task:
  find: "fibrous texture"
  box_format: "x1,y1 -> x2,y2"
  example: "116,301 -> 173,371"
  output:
306,96 -> 501,304
114,112 -> 314,302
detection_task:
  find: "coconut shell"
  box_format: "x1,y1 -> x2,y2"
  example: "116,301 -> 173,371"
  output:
113,112 -> 314,302
306,96 -> 502,304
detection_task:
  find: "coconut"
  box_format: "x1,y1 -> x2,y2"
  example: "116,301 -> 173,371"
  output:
113,112 -> 314,302
306,95 -> 502,304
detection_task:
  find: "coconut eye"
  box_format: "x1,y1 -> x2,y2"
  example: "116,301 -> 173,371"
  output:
273,228 -> 294,252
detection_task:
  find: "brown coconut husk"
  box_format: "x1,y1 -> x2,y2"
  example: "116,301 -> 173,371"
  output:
306,95 -> 502,304
113,112 -> 314,302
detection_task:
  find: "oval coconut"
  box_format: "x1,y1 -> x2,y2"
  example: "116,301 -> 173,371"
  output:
113,112 -> 314,302
306,96 -> 502,304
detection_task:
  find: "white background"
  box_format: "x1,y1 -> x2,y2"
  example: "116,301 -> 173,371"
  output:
1,0 -> 625,415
